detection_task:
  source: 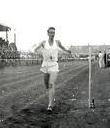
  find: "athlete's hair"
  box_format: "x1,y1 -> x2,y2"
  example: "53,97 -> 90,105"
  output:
47,27 -> 55,33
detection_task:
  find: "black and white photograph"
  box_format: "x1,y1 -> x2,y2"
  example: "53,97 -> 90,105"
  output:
0,0 -> 110,127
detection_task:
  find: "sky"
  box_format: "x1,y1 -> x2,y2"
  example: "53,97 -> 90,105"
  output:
0,0 -> 110,51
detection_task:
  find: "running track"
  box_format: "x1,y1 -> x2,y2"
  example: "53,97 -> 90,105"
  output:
0,61 -> 88,119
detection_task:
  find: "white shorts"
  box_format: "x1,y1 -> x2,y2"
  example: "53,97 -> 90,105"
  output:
40,61 -> 59,73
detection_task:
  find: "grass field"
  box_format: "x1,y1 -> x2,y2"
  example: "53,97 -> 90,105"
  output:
0,61 -> 110,128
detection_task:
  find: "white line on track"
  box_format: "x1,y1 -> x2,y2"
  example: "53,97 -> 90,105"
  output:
0,63 -> 87,93
0,63 -> 88,99
0,62 -> 86,86
0,62 -> 89,120
23,66 -> 88,109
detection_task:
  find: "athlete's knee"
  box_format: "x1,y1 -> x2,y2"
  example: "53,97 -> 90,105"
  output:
44,73 -> 50,89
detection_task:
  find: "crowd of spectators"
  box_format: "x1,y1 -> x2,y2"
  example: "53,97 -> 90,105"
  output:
0,37 -> 20,67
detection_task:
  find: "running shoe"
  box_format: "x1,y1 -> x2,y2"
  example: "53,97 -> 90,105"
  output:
47,105 -> 53,111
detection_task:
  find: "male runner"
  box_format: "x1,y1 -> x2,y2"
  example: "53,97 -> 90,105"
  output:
35,27 -> 71,111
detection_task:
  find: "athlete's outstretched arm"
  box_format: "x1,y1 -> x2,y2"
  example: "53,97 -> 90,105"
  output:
34,41 -> 45,52
57,40 -> 71,53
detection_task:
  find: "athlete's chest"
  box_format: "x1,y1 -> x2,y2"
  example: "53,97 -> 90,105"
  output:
44,41 -> 57,50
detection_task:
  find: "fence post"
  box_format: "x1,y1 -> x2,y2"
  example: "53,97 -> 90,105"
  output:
88,44 -> 91,108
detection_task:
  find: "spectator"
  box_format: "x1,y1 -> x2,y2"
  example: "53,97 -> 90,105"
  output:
98,51 -> 104,68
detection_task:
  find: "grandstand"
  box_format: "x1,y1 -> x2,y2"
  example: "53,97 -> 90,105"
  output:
0,24 -> 20,67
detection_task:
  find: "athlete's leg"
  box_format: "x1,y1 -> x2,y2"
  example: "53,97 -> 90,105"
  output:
44,73 -> 50,89
99,59 -> 101,68
48,72 -> 58,109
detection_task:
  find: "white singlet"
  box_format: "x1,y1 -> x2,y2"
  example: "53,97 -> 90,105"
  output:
40,40 -> 59,73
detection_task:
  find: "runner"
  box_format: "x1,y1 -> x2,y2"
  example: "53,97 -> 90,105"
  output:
35,27 -> 71,111
98,51 -> 104,68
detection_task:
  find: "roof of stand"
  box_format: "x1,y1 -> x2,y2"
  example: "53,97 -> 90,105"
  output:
0,24 -> 11,31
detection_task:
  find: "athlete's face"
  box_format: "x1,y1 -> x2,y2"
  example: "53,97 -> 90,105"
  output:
48,29 -> 55,38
